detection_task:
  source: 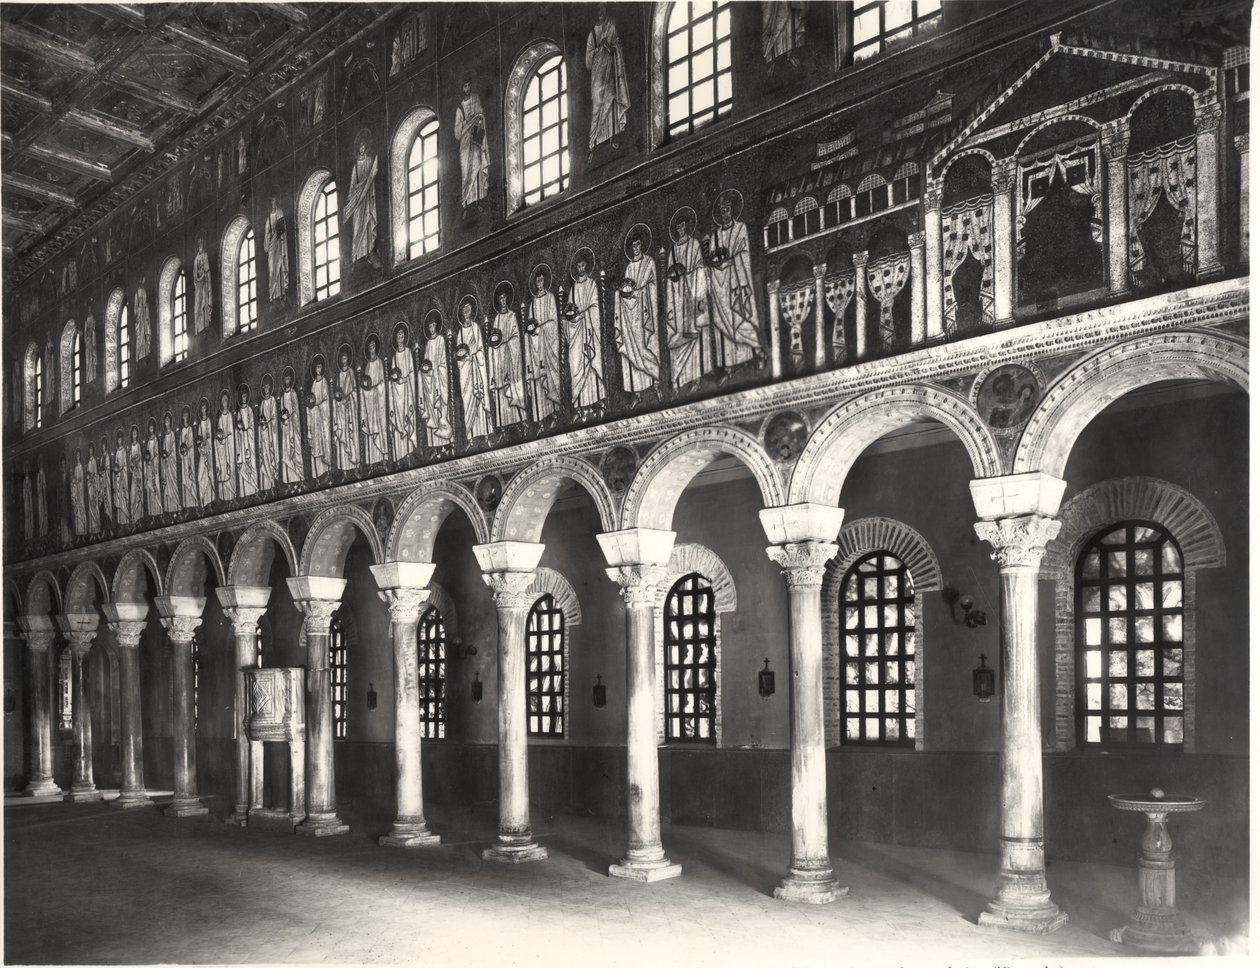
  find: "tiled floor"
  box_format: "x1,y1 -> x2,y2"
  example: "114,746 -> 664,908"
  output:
4,793 -> 1249,966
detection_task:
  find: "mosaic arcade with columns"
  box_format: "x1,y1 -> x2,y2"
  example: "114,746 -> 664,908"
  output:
2,0 -> 1249,935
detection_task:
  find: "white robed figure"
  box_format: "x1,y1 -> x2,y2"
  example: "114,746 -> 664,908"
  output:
97,441 -> 113,529
567,255 -> 604,409
346,140 -> 379,263
160,416 -> 180,513
489,289 -> 527,428
333,351 -> 361,470
265,196 -> 288,302
525,271 -> 562,420
71,452 -> 86,536
456,300 -> 492,439
613,230 -> 659,393
388,328 -> 417,458
307,360 -> 333,477
143,425 -> 162,518
257,382 -> 279,492
195,403 -> 215,506
193,237 -> 213,332
279,373 -> 304,484
359,337 -> 388,463
419,318 -> 453,446
707,194 -> 763,367
127,430 -> 145,522
86,448 -> 101,534
214,394 -> 237,501
112,435 -> 131,527
585,6 -> 629,151
236,390 -> 258,498
665,212 -> 711,388
179,411 -> 198,509
134,279 -> 151,359
455,80 -> 490,208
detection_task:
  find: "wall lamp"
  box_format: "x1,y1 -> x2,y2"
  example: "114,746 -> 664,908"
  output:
973,654 -> 995,703
758,658 -> 775,698
593,675 -> 607,708
366,682 -> 378,711
471,671 -> 483,704
943,587 -> 987,628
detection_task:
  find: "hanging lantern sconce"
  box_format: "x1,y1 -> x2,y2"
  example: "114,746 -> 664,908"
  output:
471,671 -> 483,704
593,674 -> 607,708
758,658 -> 775,698
973,654 -> 995,702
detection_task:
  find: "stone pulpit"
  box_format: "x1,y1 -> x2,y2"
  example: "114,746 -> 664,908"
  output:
243,667 -> 306,832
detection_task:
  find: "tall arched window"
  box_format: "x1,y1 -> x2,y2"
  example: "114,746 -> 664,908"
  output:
172,273 -> 189,361
71,330 -> 82,408
219,217 -> 251,339
22,342 -> 39,430
654,1 -> 733,146
238,228 -> 258,333
158,256 -> 185,366
104,288 -> 124,393
418,605 -> 447,740
59,320 -> 78,414
408,119 -> 441,259
840,552 -> 916,745
849,1 -> 942,64
521,52 -> 570,207
664,572 -> 717,742
1075,522 -> 1185,748
32,352 -> 44,430
118,304 -> 131,389
254,621 -> 264,667
58,649 -> 73,730
330,615 -> 347,739
313,179 -> 341,302
526,594 -> 565,737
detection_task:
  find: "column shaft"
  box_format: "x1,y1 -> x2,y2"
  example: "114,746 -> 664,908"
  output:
852,252 -> 869,359
299,624 -> 348,835
1235,135 -> 1249,263
1194,98 -> 1223,279
68,643 -> 103,801
991,161 -> 1016,324
114,634 -> 151,807
767,280 -> 783,379
908,232 -> 926,347
812,265 -> 827,370
21,633 -> 60,797
1104,125 -> 1131,296
232,624 -> 256,822
165,619 -> 208,817
924,188 -> 944,340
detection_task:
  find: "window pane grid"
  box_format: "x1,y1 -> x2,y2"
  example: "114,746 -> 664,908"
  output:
522,54 -> 570,206
330,617 -> 347,740
852,1 -> 942,63
418,606 -> 447,740
313,180 -> 341,301
665,573 -> 717,742
526,595 -> 566,737
238,230 -> 258,334
72,331 -> 82,406
407,120 -> 441,259
192,632 -> 201,728
841,553 -> 916,746
1076,522 -> 1185,749
172,271 -> 189,361
33,355 -> 44,429
666,1 -> 733,139
59,651 -> 72,729
118,306 -> 131,388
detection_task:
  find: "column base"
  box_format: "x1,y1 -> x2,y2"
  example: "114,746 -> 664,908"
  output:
112,790 -> 154,810
248,808 -> 302,833
1110,912 -> 1205,954
379,821 -> 441,848
66,783 -> 104,803
979,900 -> 1069,935
225,806 -> 250,827
21,777 -> 62,797
774,867 -> 849,905
609,858 -> 682,883
296,812 -> 349,837
482,841 -> 548,864
165,797 -> 209,818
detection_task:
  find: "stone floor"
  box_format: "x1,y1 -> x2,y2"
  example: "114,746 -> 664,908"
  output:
4,792 -> 1250,966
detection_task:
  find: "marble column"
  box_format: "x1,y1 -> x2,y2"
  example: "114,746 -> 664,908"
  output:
215,585 -> 270,826
766,279 -> 783,379
812,263 -> 828,370
156,596 -> 209,817
598,527 -> 681,882
1234,133 -> 1248,264
923,183 -> 945,341
372,561 -> 442,848
1102,121 -> 1131,297
287,576 -> 350,836
761,504 -> 847,904
102,604 -> 152,808
18,618 -> 61,797
61,616 -> 105,803
908,230 -> 927,347
474,540 -> 548,864
1193,95 -> 1223,280
852,250 -> 869,360
971,472 -> 1068,934
991,158 -> 1017,325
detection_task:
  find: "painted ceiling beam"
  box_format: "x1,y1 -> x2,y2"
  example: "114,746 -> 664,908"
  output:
1,23 -> 97,74
77,4 -> 148,30
2,210 -> 45,234
63,107 -> 154,151
0,78 -> 53,113
102,74 -> 198,115
258,4 -> 310,28
24,143 -> 112,182
159,23 -> 251,74
3,173 -> 78,209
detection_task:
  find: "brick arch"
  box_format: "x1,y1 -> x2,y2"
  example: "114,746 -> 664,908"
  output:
832,517 -> 942,593
165,536 -> 226,598
654,542 -> 737,613
621,427 -> 785,532
112,548 -> 164,604
24,570 -> 63,616
1041,477 -> 1225,582
300,504 -> 384,578
227,520 -> 299,587
64,561 -> 111,614
1013,331 -> 1248,480
528,567 -> 582,626
423,582 -> 459,639
790,384 -> 1002,507
493,456 -> 616,542
388,482 -> 487,562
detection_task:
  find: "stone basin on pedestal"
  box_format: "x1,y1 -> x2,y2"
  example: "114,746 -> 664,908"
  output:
1108,787 -> 1206,954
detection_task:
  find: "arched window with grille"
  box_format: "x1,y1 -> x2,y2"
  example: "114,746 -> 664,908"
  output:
418,605 -> 447,739
840,551 -> 916,745
313,178 -> 341,302
651,1 -> 733,147
663,572 -> 717,742
1075,522 -> 1185,748
158,256 -> 186,366
103,287 -> 124,394
59,320 -> 79,415
330,615 -> 347,739
118,304 -> 132,389
172,271 -> 189,360
390,108 -> 441,266
238,228 -> 259,333
71,330 -> 82,409
526,594 -> 565,737
58,649 -> 73,730
848,1 -> 942,64
33,350 -> 45,430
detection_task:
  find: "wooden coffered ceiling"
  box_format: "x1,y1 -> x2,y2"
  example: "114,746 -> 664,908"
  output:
1,2 -> 374,278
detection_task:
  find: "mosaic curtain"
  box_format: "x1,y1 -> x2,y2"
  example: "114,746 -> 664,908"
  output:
1018,147 -> 1102,260
941,198 -> 995,335
865,252 -> 910,352
824,271 -> 855,357
1128,136 -> 1197,278
778,282 -> 814,361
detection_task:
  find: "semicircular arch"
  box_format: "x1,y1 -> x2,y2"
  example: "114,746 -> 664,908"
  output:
493,456 -> 617,542
112,548 -> 165,603
300,504 -> 385,578
65,561 -> 112,614
228,520 -> 300,587
389,482 -> 488,562
166,536 -> 227,598
24,570 -> 63,616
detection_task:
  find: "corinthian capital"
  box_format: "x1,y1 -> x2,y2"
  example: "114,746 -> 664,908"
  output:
21,630 -> 55,654
68,629 -> 98,655
160,616 -> 202,644
1193,97 -> 1223,133
974,514 -> 1061,569
294,598 -> 342,634
108,621 -> 145,650
481,571 -> 538,610
766,541 -> 837,589
991,158 -> 1018,194
222,606 -> 269,635
1101,123 -> 1130,162
606,564 -> 666,609
378,587 -> 431,625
